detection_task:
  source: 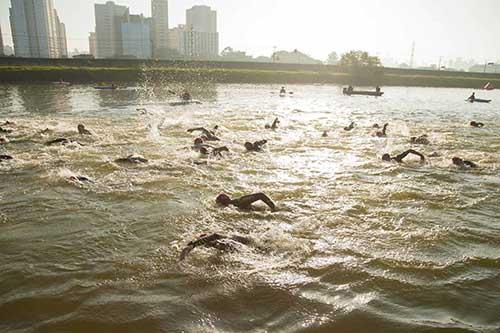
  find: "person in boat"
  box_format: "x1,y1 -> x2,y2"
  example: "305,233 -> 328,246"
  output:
376,86 -> 381,93
265,118 -> 280,130
347,86 -> 354,93
245,140 -> 268,152
410,134 -> 430,145
468,92 -> 476,102
77,124 -> 92,135
470,121 -> 484,128
216,192 -> 276,211
375,123 -> 389,137
280,87 -> 286,94
0,154 -> 13,162
179,233 -> 254,261
181,90 -> 192,101
382,149 -> 425,163
46,138 -> 83,146
115,155 -> 148,164
344,122 -> 355,131
187,127 -> 220,141
452,157 -> 477,168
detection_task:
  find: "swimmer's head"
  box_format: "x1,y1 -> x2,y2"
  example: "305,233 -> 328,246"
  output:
244,142 -> 254,151
216,193 -> 232,206
77,124 -> 85,130
382,154 -> 391,162
194,138 -> 203,145
410,137 -> 416,143
452,157 -> 462,165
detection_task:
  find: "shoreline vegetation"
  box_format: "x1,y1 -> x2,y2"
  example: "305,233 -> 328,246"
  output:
1,60 -> 500,88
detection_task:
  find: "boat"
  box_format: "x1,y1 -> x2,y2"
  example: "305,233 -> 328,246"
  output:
343,89 -> 384,97
169,100 -> 202,106
483,82 -> 495,91
94,85 -> 117,90
468,98 -> 491,103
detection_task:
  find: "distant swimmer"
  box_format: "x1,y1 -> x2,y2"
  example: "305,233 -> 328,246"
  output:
470,121 -> 484,128
115,155 -> 148,164
410,134 -> 430,145
0,136 -> 9,144
0,154 -> 13,162
245,140 -> 268,152
452,157 -> 477,169
45,138 -> 83,146
187,127 -> 220,141
40,128 -> 53,135
280,87 -> 286,94
181,90 -> 192,101
344,122 -> 355,131
192,138 -> 214,153
136,108 -> 147,115
77,124 -> 92,135
382,149 -> 425,163
0,127 -> 13,134
322,131 -> 329,137
373,123 -> 380,129
0,121 -> 15,126
216,192 -> 276,211
375,123 -> 389,137
265,118 -> 280,130
179,233 -> 253,261
468,92 -> 476,102
69,175 -> 94,183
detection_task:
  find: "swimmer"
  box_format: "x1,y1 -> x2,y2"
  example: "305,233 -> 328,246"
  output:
45,138 -> 83,146
0,154 -> 13,162
322,131 -> 329,137
187,127 -> 220,141
373,123 -> 380,129
77,124 -> 92,135
265,118 -> 280,130
115,155 -> 148,164
192,138 -> 214,152
452,157 -> 477,168
180,90 -> 192,101
0,136 -> 9,144
1,121 -> 15,126
382,149 -> 425,163
212,146 -> 230,157
410,134 -> 430,145
0,127 -> 13,134
280,87 -> 286,94
216,192 -> 276,211
375,123 -> 389,137
470,121 -> 484,128
69,176 -> 94,183
344,122 -> 355,131
245,140 -> 268,152
179,233 -> 253,261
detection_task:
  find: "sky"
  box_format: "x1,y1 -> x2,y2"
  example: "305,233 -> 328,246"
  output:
1,0 -> 500,65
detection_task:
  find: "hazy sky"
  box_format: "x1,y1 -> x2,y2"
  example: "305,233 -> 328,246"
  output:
1,0 -> 500,64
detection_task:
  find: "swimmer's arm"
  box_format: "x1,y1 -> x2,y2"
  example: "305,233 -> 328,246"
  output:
179,233 -> 225,261
235,193 -> 276,211
396,149 -> 425,163
187,127 -> 210,135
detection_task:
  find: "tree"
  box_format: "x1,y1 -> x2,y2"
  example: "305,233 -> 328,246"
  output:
339,50 -> 381,67
327,51 -> 338,65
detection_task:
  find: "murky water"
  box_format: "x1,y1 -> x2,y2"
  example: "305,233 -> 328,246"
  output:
1,83 -> 499,333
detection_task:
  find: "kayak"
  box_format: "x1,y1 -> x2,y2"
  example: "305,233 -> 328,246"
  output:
94,86 -> 117,90
344,91 -> 384,97
469,99 -> 491,103
169,100 -> 202,106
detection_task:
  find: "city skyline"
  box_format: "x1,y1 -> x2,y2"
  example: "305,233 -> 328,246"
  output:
1,0 -> 500,65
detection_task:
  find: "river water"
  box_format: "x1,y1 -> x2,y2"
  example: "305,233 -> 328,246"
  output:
0,83 -> 499,333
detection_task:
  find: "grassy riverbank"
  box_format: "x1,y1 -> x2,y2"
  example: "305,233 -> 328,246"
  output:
1,65 -> 499,88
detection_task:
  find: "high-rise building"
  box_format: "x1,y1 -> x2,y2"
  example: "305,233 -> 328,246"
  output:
9,0 -> 67,58
121,15 -> 152,59
184,5 -> 218,59
167,24 -> 187,56
89,32 -> 97,58
0,23 -> 4,56
151,0 -> 169,59
186,5 -> 216,33
54,9 -> 67,58
94,1 -> 129,58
